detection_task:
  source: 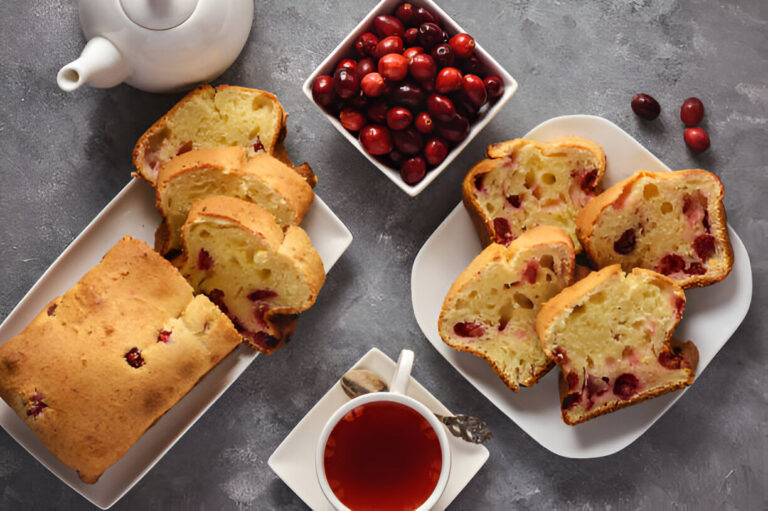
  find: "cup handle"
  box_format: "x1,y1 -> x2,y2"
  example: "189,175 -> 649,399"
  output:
390,349 -> 414,395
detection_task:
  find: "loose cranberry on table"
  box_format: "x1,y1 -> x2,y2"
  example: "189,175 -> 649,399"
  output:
355,32 -> 379,56
684,127 -> 711,152
359,124 -> 393,155
680,97 -> 705,126
631,93 -> 661,120
373,14 -> 405,38
435,67 -> 462,93
449,33 -> 476,58
361,72 -> 387,97
378,53 -> 409,81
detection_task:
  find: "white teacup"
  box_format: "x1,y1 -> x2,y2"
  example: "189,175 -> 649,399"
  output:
316,350 -> 451,510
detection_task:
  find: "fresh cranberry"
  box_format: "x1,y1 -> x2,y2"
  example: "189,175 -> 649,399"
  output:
386,106 -> 413,130
693,234 -> 716,260
311,75 -> 335,106
333,67 -> 359,99
414,112 -> 434,134
378,53 -> 409,81
408,53 -> 437,82
431,43 -> 454,67
360,72 -> 387,97
449,33 -> 476,58
355,32 -> 379,56
462,74 -> 487,107
388,150 -> 405,165
355,57 -> 376,80
404,27 -> 419,45
250,331 -> 281,351
403,46 -> 423,61
613,373 -> 639,399
680,97 -> 704,126
208,289 -> 228,314
493,217 -> 514,245
631,93 -> 661,120
413,6 -> 437,24
613,228 -> 636,254
435,67 -> 462,93
658,347 -> 684,369
346,91 -> 368,110
400,156 -> 427,184
26,392 -> 48,418
452,90 -> 480,119
374,35 -> 404,58
424,137 -> 448,166
566,372 -> 580,390
339,108 -> 366,131
427,93 -> 456,122
484,76 -> 505,100
335,59 -> 357,73
684,127 -> 710,152
657,254 -> 685,275
571,167 -> 599,192
197,248 -> 213,270
390,81 -> 426,108
359,124 -> 393,155
436,114 -> 470,143
454,321 -> 485,337
392,127 -> 423,154
686,262 -> 706,275
394,2 -> 415,25
506,194 -> 521,208
562,392 -> 581,410
459,55 -> 484,75
373,14 -> 405,38
417,22 -> 443,48
367,101 -> 388,124
157,329 -> 172,343
125,347 -> 145,368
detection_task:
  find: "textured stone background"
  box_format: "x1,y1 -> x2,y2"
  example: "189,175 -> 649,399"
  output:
0,0 -> 766,509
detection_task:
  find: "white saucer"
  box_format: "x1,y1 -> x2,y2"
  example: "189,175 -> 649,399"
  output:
268,348 -> 490,510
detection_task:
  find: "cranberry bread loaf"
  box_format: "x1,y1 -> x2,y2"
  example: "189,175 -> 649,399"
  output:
536,265 -> 698,425
177,196 -> 325,353
438,226 -> 575,391
0,237 -> 241,483
576,169 -> 733,289
132,84 -> 286,186
463,137 -> 605,252
155,146 -> 314,255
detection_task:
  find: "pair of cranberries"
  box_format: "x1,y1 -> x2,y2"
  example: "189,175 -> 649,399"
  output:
311,2 -> 505,185
631,94 -> 710,152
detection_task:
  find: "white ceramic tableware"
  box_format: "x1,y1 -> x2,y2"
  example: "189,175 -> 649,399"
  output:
57,0 -> 254,93
315,350 -> 451,511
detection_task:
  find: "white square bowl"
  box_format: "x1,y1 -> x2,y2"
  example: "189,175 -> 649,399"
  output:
302,0 -> 519,196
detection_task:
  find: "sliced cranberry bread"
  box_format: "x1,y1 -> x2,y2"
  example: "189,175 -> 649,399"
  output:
0,237 -> 241,483
133,84 -> 286,186
576,169 -> 733,289
463,137 -> 606,252
155,146 -> 314,256
536,265 -> 698,425
438,226 -> 575,391
177,196 -> 325,353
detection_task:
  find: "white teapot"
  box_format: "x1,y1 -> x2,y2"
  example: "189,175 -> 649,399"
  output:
57,0 -> 254,93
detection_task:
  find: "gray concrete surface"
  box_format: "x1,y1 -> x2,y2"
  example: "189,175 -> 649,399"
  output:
1,0 -> 766,509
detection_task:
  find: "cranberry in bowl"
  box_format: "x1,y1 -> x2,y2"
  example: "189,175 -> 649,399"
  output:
302,0 -> 518,197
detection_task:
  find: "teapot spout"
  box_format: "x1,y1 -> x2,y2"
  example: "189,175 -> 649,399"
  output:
57,36 -> 131,92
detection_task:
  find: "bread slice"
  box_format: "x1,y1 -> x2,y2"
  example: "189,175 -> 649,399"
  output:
0,237 -> 241,483
536,265 -> 698,425
463,137 -> 606,252
576,169 -> 733,289
177,196 -> 325,353
132,84 -> 287,186
438,226 -> 575,391
155,146 -> 314,255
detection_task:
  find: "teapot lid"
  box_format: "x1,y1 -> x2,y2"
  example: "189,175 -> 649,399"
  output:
119,0 -> 198,30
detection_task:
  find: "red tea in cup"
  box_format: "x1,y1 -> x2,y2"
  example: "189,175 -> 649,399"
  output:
323,400 -> 443,510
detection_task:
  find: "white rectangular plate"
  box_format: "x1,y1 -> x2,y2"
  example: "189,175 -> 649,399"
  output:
0,178 -> 353,509
268,347 -> 489,510
411,115 -> 753,458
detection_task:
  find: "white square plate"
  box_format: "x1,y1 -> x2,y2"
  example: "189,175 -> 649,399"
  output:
0,178 -> 353,509
268,347 -> 489,510
411,115 -> 753,458
302,0 -> 518,196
